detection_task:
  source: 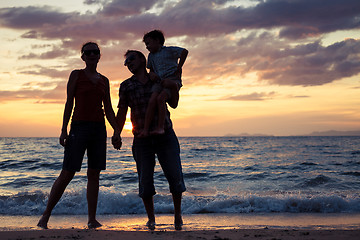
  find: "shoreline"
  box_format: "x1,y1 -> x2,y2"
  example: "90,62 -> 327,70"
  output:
1,213 -> 359,239
1,212 -> 359,231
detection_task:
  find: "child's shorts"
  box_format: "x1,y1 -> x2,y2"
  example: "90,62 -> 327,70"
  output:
151,77 -> 182,98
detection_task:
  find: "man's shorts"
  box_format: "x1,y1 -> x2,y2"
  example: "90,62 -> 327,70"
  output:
132,128 -> 186,198
63,121 -> 107,172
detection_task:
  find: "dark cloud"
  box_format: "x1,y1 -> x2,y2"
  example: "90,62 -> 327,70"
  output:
242,0 -> 360,39
132,0 -> 360,38
185,31 -> 360,86
256,38 -> 360,86
21,30 -> 39,39
1,0 -> 358,40
0,6 -> 73,29
83,0 -> 103,5
99,0 -> 163,16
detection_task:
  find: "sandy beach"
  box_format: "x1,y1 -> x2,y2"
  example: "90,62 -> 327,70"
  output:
1,213 -> 359,239
1,228 -> 360,240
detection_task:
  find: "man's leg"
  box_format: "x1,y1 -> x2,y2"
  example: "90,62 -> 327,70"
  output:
37,169 -> 75,229
142,196 -> 156,230
156,130 -> 186,230
132,137 -> 157,229
172,192 -> 183,230
87,168 -> 102,228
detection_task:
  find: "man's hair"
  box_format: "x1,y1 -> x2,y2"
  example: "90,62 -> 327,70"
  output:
124,50 -> 146,63
81,42 -> 99,54
143,30 -> 165,45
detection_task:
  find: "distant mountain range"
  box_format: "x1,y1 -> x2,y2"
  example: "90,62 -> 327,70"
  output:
224,133 -> 273,137
225,130 -> 360,137
305,130 -> 360,136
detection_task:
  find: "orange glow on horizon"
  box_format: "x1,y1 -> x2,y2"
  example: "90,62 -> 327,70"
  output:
123,121 -> 133,132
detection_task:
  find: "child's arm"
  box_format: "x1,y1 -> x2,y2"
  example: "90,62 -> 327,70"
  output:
176,48 -> 188,78
178,48 -> 188,69
148,66 -> 160,82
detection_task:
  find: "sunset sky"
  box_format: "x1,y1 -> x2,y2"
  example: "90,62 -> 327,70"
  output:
0,0 -> 359,137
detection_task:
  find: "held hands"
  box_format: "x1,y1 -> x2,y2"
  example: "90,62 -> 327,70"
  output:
112,132 -> 122,150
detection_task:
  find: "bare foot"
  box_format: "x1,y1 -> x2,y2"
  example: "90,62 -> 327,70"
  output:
88,220 -> 102,229
150,128 -> 165,135
174,215 -> 183,230
146,220 -> 156,230
37,215 -> 49,229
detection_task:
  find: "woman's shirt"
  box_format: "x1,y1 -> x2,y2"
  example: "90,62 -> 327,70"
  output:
72,70 -> 107,122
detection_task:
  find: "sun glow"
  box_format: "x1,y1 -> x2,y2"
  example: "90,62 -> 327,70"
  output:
123,111 -> 133,133
123,121 -> 133,131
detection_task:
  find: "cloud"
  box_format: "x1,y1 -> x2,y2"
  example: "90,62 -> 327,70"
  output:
222,91 -> 277,101
246,0 -> 360,39
185,32 -> 360,86
18,65 -> 70,79
256,38 -> 360,86
0,6 -> 73,29
99,0 -> 163,16
0,80 -> 66,103
19,46 -> 72,59
1,0 -> 360,87
1,0 -> 359,40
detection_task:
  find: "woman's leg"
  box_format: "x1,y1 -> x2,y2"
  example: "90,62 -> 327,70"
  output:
37,169 -> 75,229
87,168 -> 102,228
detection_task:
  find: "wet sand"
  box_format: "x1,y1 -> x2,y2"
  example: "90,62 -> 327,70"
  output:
1,213 -> 359,239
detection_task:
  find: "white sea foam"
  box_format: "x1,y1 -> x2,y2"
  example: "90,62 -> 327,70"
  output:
0,190 -> 359,216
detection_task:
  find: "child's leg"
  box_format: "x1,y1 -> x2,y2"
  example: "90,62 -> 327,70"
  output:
162,78 -> 179,90
151,90 -> 169,135
162,79 -> 180,109
140,92 -> 159,137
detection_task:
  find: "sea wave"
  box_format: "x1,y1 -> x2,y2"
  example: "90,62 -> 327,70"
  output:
1,190 -> 359,216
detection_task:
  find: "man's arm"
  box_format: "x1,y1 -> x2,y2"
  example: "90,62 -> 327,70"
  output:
103,77 -> 120,132
113,106 -> 128,150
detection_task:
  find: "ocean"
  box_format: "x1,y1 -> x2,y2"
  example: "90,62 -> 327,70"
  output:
0,136 -> 360,218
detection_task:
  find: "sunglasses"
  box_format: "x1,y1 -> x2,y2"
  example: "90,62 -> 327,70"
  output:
83,49 -> 100,56
124,55 -> 136,66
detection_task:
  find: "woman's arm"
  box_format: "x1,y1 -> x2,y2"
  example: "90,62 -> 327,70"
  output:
59,70 -> 78,146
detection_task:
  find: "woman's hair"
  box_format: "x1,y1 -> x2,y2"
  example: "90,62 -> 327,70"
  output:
81,42 -> 99,54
